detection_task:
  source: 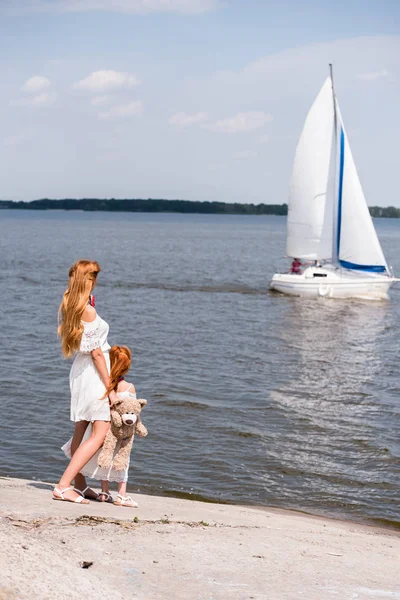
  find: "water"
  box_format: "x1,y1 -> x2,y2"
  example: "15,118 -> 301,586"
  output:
0,210 -> 399,527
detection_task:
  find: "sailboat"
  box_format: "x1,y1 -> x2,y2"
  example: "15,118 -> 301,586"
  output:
270,65 -> 397,299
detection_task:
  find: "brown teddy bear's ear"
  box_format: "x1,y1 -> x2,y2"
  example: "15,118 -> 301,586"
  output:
113,397 -> 123,406
138,398 -> 147,407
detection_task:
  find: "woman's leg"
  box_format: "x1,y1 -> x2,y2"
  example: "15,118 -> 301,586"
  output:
70,421 -> 89,493
55,421 -> 110,502
71,422 -> 100,500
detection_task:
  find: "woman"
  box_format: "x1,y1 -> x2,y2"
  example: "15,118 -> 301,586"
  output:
53,260 -> 117,504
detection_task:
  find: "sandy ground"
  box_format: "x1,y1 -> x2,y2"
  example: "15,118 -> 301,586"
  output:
0,477 -> 399,600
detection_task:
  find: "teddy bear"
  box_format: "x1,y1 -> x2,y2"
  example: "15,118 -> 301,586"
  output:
97,396 -> 148,471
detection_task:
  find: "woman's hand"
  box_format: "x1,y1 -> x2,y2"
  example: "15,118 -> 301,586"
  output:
109,389 -> 118,407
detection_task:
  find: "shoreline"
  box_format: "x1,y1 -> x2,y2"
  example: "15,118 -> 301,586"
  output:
1,476 -> 399,599
136,486 -> 400,533
2,473 -> 399,533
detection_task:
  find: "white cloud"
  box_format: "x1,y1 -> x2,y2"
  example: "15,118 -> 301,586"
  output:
10,92 -> 58,107
169,111 -> 208,126
356,69 -> 389,81
21,76 -> 51,94
98,100 -> 143,120
73,70 -> 141,93
91,95 -> 114,106
3,0 -> 218,15
204,111 -> 272,134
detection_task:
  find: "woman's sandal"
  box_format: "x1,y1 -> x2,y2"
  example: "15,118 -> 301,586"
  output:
74,486 -> 99,501
114,494 -> 138,508
97,491 -> 113,503
53,487 -> 90,504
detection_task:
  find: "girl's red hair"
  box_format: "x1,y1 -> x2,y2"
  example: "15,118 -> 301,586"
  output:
103,345 -> 132,398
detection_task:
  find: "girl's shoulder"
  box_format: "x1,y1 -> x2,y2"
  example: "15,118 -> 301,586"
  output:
117,380 -> 136,394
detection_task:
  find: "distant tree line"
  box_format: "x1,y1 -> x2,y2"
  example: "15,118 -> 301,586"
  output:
0,198 -> 399,217
369,206 -> 400,218
0,198 -> 288,215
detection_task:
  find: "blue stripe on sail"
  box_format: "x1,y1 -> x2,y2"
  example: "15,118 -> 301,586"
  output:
336,127 -> 345,258
336,126 -> 387,275
339,260 -> 386,273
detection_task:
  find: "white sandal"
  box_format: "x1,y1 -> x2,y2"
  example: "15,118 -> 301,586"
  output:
53,486 -> 89,504
74,486 -> 99,500
97,491 -> 113,503
114,494 -> 138,508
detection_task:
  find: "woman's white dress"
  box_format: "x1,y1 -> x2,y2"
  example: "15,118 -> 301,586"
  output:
70,314 -> 111,422
62,388 -> 137,483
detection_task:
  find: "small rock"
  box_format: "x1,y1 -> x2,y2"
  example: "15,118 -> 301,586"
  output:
153,560 -> 158,564
80,561 -> 94,569
22,545 -> 28,550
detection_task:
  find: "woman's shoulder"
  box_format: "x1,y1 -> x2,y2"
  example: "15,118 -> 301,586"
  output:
82,305 -> 97,324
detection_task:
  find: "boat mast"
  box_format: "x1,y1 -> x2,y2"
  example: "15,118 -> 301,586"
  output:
329,63 -> 337,138
329,63 -> 339,266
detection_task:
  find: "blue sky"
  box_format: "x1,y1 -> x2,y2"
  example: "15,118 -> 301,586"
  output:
1,0 -> 399,204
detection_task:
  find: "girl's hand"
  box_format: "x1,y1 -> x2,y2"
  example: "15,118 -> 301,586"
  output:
109,390 -> 118,407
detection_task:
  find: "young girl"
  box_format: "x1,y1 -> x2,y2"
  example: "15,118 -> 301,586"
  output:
62,344 -> 144,508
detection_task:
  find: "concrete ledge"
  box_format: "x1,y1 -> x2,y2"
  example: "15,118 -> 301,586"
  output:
0,477 -> 399,600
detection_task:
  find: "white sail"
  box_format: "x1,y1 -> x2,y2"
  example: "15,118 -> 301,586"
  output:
286,78 -> 334,260
270,69 -> 396,299
335,103 -> 388,273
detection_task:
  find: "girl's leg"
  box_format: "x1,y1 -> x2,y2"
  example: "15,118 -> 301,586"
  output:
117,482 -> 127,498
115,481 -> 138,507
54,421 -> 110,502
98,480 -> 113,502
101,480 -> 110,494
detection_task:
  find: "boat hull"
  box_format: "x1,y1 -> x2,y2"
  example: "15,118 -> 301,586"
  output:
269,266 -> 396,300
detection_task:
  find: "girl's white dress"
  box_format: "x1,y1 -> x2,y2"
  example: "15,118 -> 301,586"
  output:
62,387 -> 137,483
70,313 -> 111,423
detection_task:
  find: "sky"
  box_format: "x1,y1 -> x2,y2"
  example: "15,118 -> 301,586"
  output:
0,0 -> 399,205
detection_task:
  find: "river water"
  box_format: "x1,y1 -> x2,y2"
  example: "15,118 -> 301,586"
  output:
0,209 -> 399,527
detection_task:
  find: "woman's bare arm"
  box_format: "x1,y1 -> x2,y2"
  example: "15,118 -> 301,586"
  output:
91,348 -> 117,405
82,305 -> 117,405
91,347 -> 110,385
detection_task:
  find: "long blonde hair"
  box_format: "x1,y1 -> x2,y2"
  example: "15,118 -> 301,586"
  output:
102,345 -> 132,399
58,260 -> 101,357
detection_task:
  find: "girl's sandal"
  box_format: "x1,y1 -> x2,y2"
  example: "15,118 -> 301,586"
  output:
97,491 -> 113,503
74,486 -> 99,501
53,487 -> 90,504
114,494 -> 138,508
